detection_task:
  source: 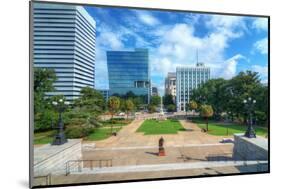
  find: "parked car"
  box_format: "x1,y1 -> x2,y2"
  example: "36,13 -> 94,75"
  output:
118,112 -> 125,116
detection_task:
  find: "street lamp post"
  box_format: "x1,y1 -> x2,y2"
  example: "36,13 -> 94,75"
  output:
243,97 -> 256,138
52,98 -> 69,145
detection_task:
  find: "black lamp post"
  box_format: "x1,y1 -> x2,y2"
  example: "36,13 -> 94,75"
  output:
52,98 -> 69,145
243,97 -> 256,138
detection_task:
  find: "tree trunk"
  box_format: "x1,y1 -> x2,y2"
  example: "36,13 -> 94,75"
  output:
127,110 -> 128,120
206,117 -> 209,131
111,113 -> 113,134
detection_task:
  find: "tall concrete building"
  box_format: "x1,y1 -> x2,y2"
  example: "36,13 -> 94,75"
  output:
176,63 -> 210,111
151,87 -> 158,96
164,72 -> 176,102
107,49 -> 151,103
33,3 -> 96,100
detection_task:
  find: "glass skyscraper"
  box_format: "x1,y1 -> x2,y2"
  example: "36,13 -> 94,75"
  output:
176,63 -> 210,111
33,3 -> 96,100
107,49 -> 151,103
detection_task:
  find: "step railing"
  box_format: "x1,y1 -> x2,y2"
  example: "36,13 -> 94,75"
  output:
66,159 -> 112,176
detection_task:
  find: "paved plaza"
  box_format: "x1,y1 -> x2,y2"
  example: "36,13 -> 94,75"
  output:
83,119 -> 227,148
33,118 -> 268,187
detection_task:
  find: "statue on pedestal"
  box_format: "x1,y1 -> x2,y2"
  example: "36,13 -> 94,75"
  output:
158,137 -> 165,156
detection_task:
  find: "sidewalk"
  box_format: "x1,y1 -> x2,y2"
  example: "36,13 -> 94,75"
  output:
84,119 -> 227,148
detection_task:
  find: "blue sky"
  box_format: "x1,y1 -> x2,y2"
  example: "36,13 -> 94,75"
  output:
85,6 -> 268,95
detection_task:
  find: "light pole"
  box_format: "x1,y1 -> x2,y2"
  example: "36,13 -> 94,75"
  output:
243,97 -> 256,138
52,98 -> 69,145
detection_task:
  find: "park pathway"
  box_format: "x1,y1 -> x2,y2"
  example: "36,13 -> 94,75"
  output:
84,119 -> 228,148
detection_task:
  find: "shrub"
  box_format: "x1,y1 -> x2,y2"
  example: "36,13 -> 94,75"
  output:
167,104 -> 176,112
65,126 -> 94,138
34,110 -> 57,132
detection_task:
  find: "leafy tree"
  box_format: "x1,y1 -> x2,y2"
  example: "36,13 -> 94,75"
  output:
167,104 -> 176,112
147,104 -> 156,113
125,91 -> 136,99
190,78 -> 228,119
190,71 -> 268,125
188,100 -> 198,118
163,94 -> 174,107
34,68 -> 56,114
34,68 -> 57,131
150,96 -> 161,106
200,105 -> 214,131
125,99 -> 134,119
71,87 -> 105,129
108,96 -> 120,133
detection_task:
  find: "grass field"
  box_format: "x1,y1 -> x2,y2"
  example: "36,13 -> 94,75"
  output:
194,120 -> 268,136
33,119 -> 132,144
137,119 -> 185,135
34,130 -> 55,145
86,127 -> 121,141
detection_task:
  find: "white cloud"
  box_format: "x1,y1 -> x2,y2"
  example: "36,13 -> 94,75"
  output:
93,11 -> 249,94
149,15 -> 247,83
135,11 -> 160,26
97,32 -> 124,50
252,18 -> 268,31
252,64 -> 268,81
220,54 -> 245,79
253,38 -> 268,55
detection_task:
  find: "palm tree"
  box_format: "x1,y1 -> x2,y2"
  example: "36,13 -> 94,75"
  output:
200,105 -> 214,131
125,99 -> 134,120
189,100 -> 198,118
108,96 -> 120,134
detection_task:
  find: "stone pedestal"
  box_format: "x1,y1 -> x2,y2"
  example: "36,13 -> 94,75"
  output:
34,139 -> 82,176
233,134 -> 268,161
158,147 -> 166,156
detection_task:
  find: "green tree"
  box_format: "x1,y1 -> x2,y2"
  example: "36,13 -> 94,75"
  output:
125,99 -> 134,119
189,100 -> 198,118
147,104 -> 156,113
150,96 -> 161,106
108,96 -> 120,134
163,94 -> 174,107
167,104 -> 176,112
200,105 -> 214,131
190,78 -> 228,119
34,68 -> 57,131
71,87 -> 105,129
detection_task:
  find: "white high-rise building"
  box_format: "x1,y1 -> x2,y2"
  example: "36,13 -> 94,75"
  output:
33,3 -> 96,100
164,72 -> 176,102
176,63 -> 210,112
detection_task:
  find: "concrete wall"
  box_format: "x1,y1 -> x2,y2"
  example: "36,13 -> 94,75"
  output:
233,134 -> 268,161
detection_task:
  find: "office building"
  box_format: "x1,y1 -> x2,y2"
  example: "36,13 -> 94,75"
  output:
107,49 -> 151,103
176,63 -> 210,111
33,3 -> 96,100
97,89 -> 109,101
151,87 -> 158,96
165,72 -> 176,102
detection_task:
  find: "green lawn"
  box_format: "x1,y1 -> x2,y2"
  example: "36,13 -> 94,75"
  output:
101,119 -> 133,127
86,127 -> 121,141
137,119 -> 185,135
195,120 -> 268,136
34,130 -> 55,145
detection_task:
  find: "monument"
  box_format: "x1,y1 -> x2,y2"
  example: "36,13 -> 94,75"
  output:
158,137 -> 166,156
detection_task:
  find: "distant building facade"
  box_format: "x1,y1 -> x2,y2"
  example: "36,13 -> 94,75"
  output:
176,63 -> 210,111
33,3 -> 96,100
97,89 -> 109,101
165,72 -> 176,102
151,87 -> 158,96
107,49 -> 151,103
